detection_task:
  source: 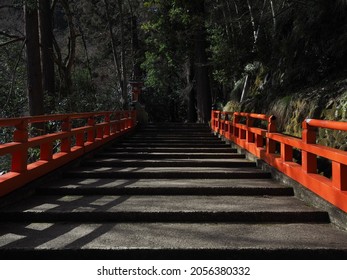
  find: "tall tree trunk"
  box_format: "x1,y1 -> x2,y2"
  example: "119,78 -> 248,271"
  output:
246,0 -> 257,45
118,0 -> 128,109
269,0 -> 277,33
130,15 -> 142,80
52,0 -> 76,98
232,0 -> 243,35
39,0 -> 55,112
25,0 -> 44,117
193,0 -> 211,124
186,58 -> 197,123
104,0 -> 123,103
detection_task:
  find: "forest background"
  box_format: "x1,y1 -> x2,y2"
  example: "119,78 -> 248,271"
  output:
1,0 -> 347,149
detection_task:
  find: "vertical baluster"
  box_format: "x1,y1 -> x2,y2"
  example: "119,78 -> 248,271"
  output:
233,113 -> 240,139
302,119 -> 317,173
12,120 -> 29,173
88,115 -> 95,143
105,113 -> 111,137
61,117 -> 71,153
266,115 -> 277,154
246,115 -> 254,143
332,161 -> 347,191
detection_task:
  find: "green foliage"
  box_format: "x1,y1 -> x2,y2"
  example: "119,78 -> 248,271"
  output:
141,0 -> 191,121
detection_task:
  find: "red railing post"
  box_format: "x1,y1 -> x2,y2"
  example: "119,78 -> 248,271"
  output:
281,143 -> 293,162
115,112 -> 120,133
88,115 -> 95,143
211,111 -> 215,131
105,113 -> 111,137
266,115 -> 276,154
96,116 -> 104,140
332,161 -> 347,191
233,113 -> 240,139
246,115 -> 255,143
302,119 -> 317,173
224,112 -> 231,139
40,142 -> 53,161
61,117 -> 71,153
214,111 -> 219,132
216,111 -> 220,133
11,120 -> 28,173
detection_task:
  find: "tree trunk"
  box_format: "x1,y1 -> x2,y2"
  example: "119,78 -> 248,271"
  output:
52,0 -> 76,98
39,0 -> 55,112
25,0 -> 44,117
186,58 -> 197,123
130,15 -> 142,80
193,0 -> 211,124
269,0 -> 277,33
118,0 -> 128,109
232,0 -> 243,35
104,0 -> 123,103
246,0 -> 257,45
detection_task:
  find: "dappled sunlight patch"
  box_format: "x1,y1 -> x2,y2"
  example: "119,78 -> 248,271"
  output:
25,223 -> 54,231
0,233 -> 26,247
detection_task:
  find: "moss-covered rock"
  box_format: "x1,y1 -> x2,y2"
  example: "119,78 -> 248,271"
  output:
228,78 -> 347,149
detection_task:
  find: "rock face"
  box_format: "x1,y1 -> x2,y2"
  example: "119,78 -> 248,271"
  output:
235,78 -> 347,150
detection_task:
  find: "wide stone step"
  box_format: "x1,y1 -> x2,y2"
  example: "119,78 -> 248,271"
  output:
81,158 -> 256,168
115,142 -> 229,148
66,167 -> 272,179
95,152 -> 243,159
105,147 -> 236,153
36,178 -> 294,196
135,131 -> 214,136
144,123 -> 209,128
1,222 -> 347,259
0,195 -> 329,223
125,135 -> 221,143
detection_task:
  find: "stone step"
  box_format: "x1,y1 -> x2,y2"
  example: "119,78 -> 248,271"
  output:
95,152 -> 243,159
1,222 -> 347,259
139,129 -> 211,133
144,123 -> 209,127
114,143 -> 230,149
105,147 -> 237,153
125,134 -> 221,143
81,158 -> 256,168
65,167 -> 272,179
139,127 -> 210,131
2,123 -> 347,260
0,195 -> 329,223
36,178 -> 294,196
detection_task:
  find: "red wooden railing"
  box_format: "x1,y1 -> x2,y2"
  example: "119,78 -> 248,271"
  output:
0,110 -> 137,197
211,110 -> 347,212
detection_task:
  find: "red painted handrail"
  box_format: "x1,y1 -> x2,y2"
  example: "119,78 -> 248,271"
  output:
0,110 -> 137,197
211,110 -> 347,213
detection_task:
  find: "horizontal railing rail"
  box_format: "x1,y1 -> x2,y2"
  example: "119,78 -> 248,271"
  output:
211,110 -> 347,212
0,110 -> 137,197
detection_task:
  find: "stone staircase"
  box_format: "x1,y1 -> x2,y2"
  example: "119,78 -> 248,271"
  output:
1,123 -> 347,259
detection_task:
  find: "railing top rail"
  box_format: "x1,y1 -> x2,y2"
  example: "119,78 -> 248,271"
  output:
0,111 -> 129,127
305,118 -> 347,131
234,112 -> 268,121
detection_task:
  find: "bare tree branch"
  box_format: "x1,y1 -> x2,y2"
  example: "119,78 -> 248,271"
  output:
0,31 -> 23,39
0,37 -> 25,47
2,39 -> 26,112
